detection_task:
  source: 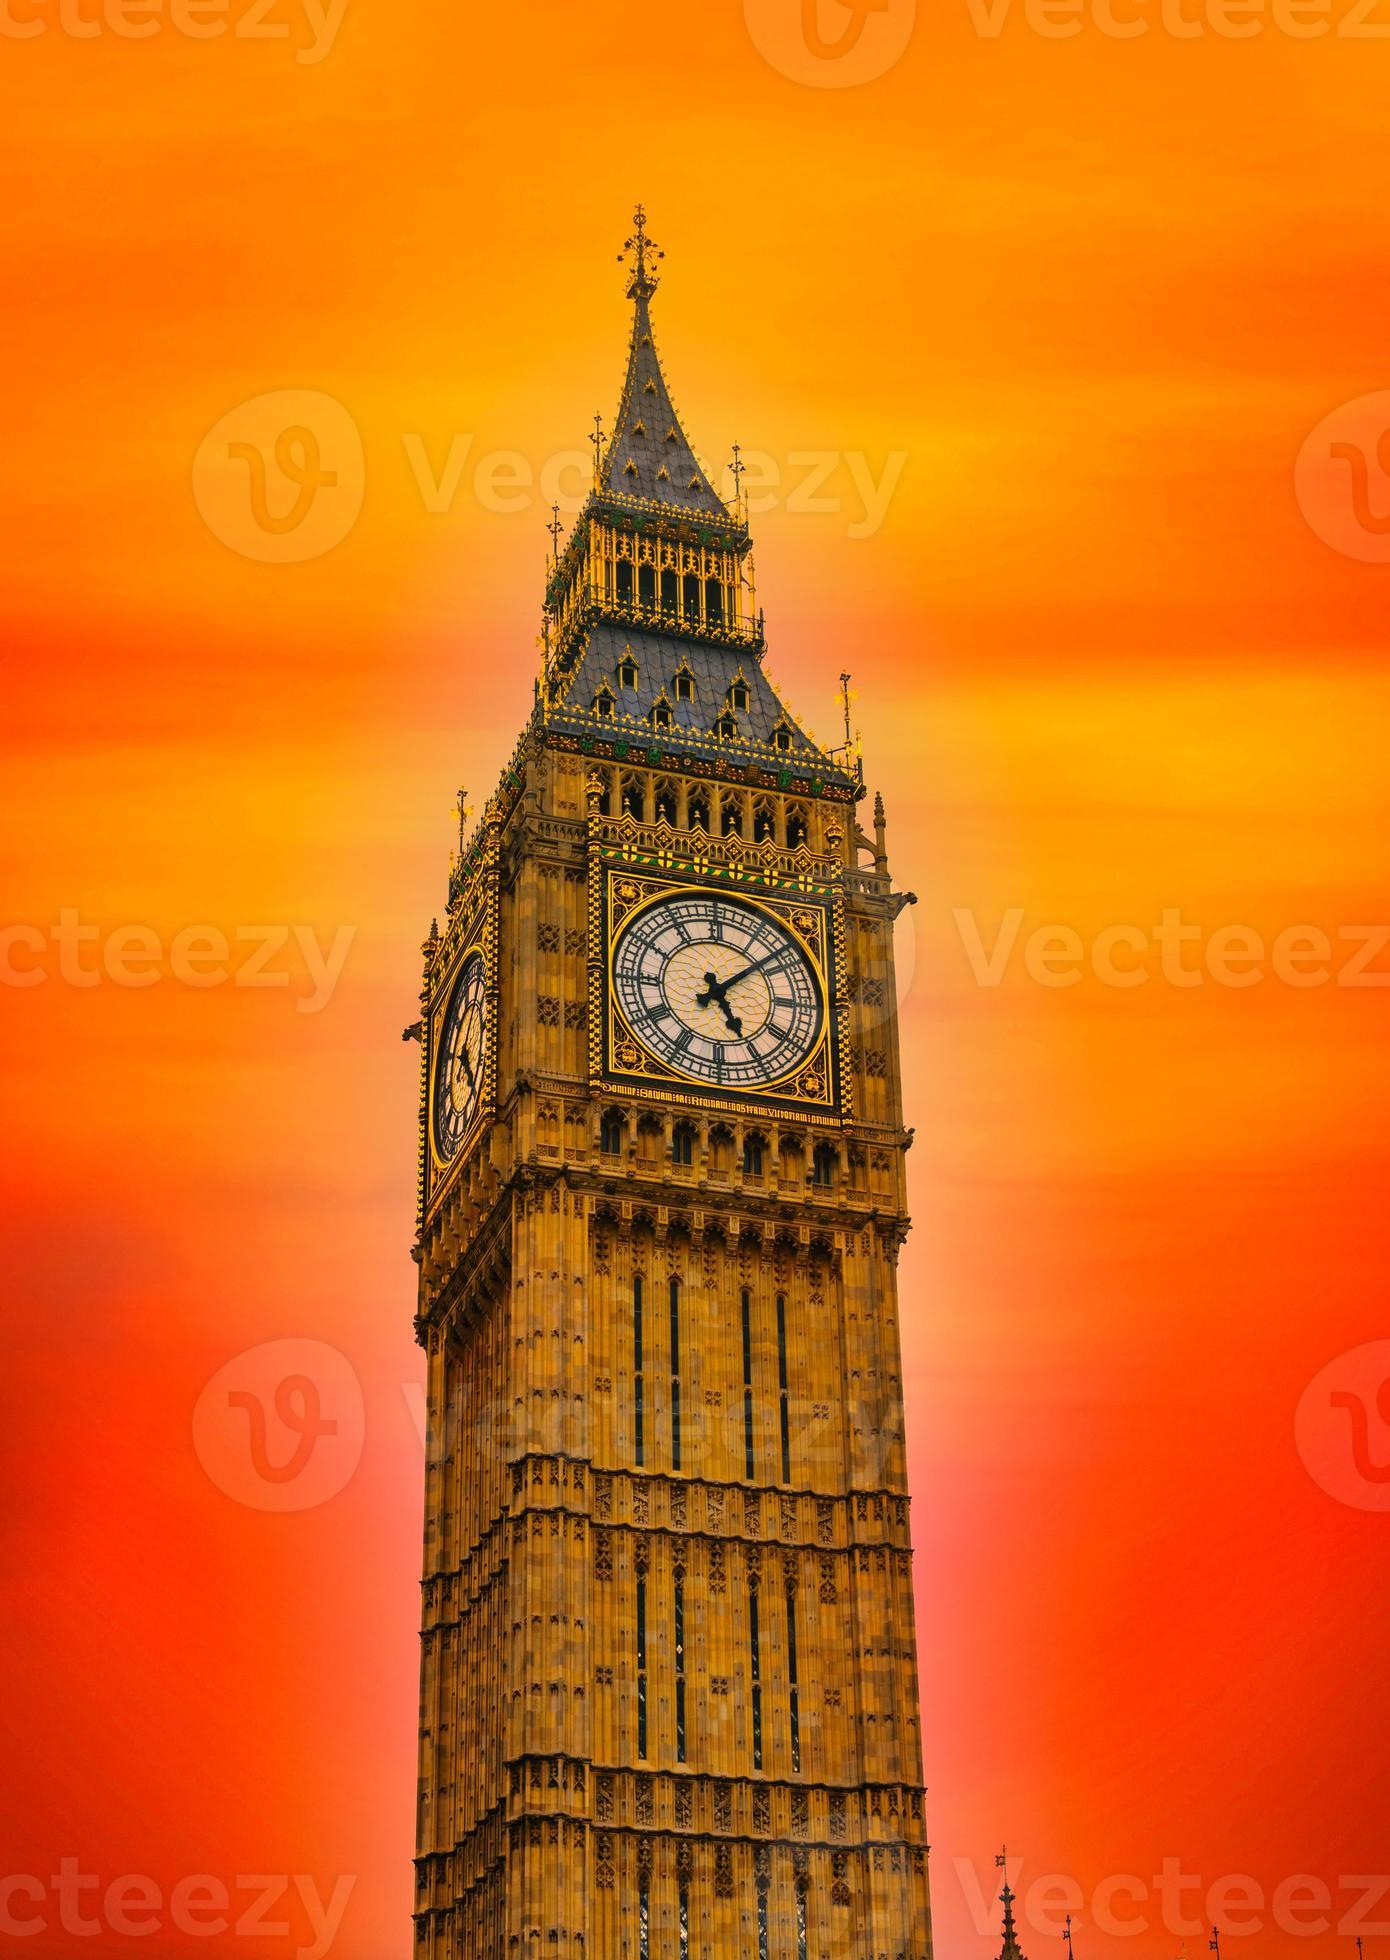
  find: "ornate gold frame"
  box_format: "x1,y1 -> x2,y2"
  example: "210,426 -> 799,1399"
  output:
591,864 -> 841,1120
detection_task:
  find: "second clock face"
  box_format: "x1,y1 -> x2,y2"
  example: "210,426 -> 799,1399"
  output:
612,891 -> 823,1090
433,952 -> 487,1160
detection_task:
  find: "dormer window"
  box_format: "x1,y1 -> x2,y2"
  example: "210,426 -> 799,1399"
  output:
643,375 -> 656,389
717,714 -> 738,740
652,701 -> 672,730
594,688 -> 615,720
656,466 -> 670,482
665,428 -> 678,443
728,681 -> 750,713
624,460 -> 638,476
673,669 -> 694,702
772,723 -> 792,753
618,657 -> 638,689
633,419 -> 646,436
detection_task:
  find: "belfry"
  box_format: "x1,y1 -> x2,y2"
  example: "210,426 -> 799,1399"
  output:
411,208 -> 932,1958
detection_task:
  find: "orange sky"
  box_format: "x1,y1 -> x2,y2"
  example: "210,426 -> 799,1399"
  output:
3,3 -> 1389,1957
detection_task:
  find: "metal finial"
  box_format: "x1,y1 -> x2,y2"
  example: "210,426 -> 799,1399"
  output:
455,787 -> 469,856
547,502 -> 562,561
619,202 -> 664,294
590,413 -> 606,486
1064,1914 -> 1075,1960
1209,1928 -> 1222,1960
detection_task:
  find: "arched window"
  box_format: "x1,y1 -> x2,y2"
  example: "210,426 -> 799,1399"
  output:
622,774 -> 645,820
638,564 -> 656,608
743,1131 -> 765,1177
753,801 -> 776,843
811,1142 -> 837,1187
682,572 -> 700,619
654,780 -> 677,825
721,798 -> 743,838
600,1110 -> 624,1155
687,791 -> 709,834
787,804 -> 809,848
616,560 -> 633,605
705,578 -> 724,625
671,1121 -> 695,1167
660,569 -> 679,614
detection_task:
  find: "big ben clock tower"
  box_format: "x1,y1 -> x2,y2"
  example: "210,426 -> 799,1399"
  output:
411,210 -> 931,1960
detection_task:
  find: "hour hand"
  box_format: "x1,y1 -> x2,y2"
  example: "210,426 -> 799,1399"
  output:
696,969 -> 742,1036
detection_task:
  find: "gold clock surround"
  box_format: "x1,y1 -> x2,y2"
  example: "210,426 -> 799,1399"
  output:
593,863 -> 841,1119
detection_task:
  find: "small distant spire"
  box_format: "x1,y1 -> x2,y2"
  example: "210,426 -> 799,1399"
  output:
1209,1928 -> 1222,1960
618,201 -> 664,299
1063,1913 -> 1075,1960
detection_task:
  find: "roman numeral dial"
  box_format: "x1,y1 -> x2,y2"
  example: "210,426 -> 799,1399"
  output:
433,951 -> 487,1160
611,891 -> 823,1090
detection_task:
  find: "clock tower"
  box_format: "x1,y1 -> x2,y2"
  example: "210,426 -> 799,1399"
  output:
412,211 -> 931,1960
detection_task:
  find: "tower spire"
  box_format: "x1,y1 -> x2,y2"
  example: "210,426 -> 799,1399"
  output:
618,202 -> 664,300
597,204 -> 726,517
996,1848 -> 1027,1960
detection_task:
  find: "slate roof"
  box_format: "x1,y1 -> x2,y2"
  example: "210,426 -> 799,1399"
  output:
598,286 -> 729,520
546,622 -> 851,782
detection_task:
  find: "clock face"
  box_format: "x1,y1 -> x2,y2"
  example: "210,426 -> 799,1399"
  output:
612,891 -> 824,1090
433,953 -> 487,1160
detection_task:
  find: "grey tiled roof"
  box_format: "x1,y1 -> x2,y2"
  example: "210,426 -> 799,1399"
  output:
546,622 -> 850,781
598,290 -> 728,519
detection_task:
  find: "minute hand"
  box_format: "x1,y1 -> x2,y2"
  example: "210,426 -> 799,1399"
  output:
718,948 -> 788,991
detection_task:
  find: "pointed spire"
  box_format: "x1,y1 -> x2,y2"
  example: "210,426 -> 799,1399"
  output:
599,204 -> 728,519
996,1848 -> 1027,1960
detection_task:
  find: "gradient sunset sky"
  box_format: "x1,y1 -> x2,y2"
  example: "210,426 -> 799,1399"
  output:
3,2 -> 1389,1956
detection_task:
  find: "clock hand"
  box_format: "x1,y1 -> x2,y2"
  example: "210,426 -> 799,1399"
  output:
457,1043 -> 477,1094
695,970 -> 743,1037
715,947 -> 787,993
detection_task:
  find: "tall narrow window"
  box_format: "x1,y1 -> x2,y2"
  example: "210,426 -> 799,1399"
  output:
636,1572 -> 648,1760
741,1287 -> 755,1481
776,1292 -> 791,1485
679,1884 -> 690,1960
639,1877 -> 651,1960
633,1275 -> 644,1468
786,1582 -> 801,1773
749,1580 -> 762,1770
756,1881 -> 770,1960
674,1570 -> 687,1763
795,1886 -> 808,1960
669,1276 -> 682,1471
